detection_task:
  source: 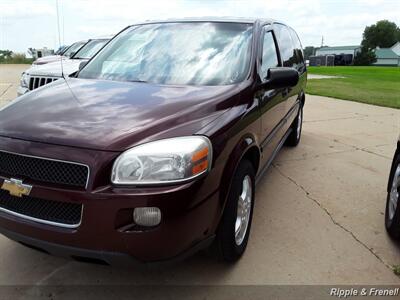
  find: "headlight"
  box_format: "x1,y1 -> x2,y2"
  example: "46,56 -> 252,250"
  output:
20,73 -> 29,88
111,136 -> 212,185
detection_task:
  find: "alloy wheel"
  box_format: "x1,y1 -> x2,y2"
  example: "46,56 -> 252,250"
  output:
389,164 -> 400,220
235,175 -> 252,246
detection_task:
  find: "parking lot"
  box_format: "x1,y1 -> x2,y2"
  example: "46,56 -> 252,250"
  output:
0,64 -> 400,287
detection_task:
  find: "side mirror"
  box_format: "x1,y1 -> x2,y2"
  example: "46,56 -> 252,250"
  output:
262,67 -> 299,89
79,61 -> 88,71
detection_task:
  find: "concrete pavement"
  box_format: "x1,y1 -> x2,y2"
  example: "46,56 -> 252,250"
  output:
0,65 -> 399,289
0,64 -> 28,107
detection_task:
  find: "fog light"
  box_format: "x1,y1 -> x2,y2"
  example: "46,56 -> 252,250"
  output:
133,207 -> 161,227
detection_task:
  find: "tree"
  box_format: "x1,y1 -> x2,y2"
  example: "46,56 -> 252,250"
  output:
11,53 -> 31,64
0,50 -> 33,64
0,50 -> 13,62
353,46 -> 376,66
362,20 -> 400,49
303,46 -> 316,60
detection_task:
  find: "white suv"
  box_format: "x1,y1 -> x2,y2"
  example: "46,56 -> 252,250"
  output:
17,38 -> 110,96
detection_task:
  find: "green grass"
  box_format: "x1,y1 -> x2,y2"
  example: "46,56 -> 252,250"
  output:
306,66 -> 400,109
393,265 -> 400,276
0,58 -> 34,64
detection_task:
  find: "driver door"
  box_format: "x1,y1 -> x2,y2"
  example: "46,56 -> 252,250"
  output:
256,27 -> 287,165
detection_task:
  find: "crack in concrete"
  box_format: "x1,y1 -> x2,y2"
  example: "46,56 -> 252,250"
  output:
359,147 -> 392,160
0,84 -> 13,98
307,133 -> 393,160
276,148 -> 358,163
272,163 -> 396,275
332,139 -> 392,160
304,112 -> 397,124
304,116 -> 369,123
275,146 -> 390,165
373,143 -> 394,148
276,137 -> 392,164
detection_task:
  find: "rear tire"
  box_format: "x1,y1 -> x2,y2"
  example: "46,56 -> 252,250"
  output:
214,159 -> 255,262
385,153 -> 400,239
285,103 -> 303,147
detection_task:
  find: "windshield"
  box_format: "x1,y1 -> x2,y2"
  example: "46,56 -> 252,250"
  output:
63,41 -> 86,57
78,22 -> 253,85
55,45 -> 68,55
72,39 -> 108,59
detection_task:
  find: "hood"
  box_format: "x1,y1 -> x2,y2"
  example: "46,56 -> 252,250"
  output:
33,55 -> 65,65
27,59 -> 86,77
0,78 -> 238,151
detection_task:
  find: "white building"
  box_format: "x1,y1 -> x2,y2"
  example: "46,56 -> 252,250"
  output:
315,45 -> 361,57
315,43 -> 400,66
31,47 -> 54,59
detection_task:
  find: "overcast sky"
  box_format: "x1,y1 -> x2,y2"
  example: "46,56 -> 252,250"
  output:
1,0 -> 400,53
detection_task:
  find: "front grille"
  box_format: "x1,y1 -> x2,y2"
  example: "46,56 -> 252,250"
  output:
0,151 -> 89,188
29,76 -> 59,91
0,189 -> 82,227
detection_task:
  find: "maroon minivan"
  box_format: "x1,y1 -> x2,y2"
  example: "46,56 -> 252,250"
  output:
0,18 -> 306,265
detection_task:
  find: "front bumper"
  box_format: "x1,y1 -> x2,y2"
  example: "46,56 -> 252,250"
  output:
0,137 -> 222,263
0,226 -> 215,266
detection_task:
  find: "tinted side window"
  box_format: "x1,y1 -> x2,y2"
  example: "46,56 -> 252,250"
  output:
289,28 -> 305,71
274,24 -> 297,67
260,31 -> 279,80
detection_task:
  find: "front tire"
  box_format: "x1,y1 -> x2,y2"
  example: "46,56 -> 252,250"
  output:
385,153 -> 400,239
215,159 -> 255,262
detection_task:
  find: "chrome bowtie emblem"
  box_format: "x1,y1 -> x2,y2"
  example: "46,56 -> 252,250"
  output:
1,178 -> 32,198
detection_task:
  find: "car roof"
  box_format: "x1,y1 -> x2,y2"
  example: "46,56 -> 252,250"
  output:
70,38 -> 108,46
90,35 -> 114,40
131,17 -> 279,26
73,40 -> 89,44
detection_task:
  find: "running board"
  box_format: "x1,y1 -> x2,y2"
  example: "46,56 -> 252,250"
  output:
255,128 -> 292,185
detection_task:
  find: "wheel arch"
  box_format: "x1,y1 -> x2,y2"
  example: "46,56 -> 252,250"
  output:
217,134 -> 261,223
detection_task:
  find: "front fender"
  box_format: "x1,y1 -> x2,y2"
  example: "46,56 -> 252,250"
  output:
218,133 -> 260,218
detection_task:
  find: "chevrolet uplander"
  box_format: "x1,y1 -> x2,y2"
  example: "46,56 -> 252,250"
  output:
0,18 -> 306,264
